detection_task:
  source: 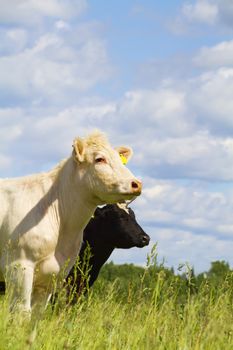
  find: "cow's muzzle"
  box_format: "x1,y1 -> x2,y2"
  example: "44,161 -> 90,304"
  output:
131,179 -> 142,195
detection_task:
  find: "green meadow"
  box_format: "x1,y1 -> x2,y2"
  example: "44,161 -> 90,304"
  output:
1,247 -> 233,350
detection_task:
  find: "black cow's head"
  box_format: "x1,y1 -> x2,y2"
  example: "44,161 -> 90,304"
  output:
88,204 -> 150,249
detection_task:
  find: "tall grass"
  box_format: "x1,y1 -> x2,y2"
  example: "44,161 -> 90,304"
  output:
1,249 -> 233,349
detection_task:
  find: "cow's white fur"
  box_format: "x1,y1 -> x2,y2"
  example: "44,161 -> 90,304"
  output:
0,131 -> 141,313
116,202 -> 130,214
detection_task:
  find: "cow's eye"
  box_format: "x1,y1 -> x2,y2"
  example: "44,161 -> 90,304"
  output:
95,157 -> 106,164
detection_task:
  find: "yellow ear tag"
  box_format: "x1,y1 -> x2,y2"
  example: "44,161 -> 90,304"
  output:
120,154 -> 128,165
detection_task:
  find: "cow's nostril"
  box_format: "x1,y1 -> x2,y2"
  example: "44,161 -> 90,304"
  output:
131,180 -> 142,194
142,235 -> 150,245
132,181 -> 139,189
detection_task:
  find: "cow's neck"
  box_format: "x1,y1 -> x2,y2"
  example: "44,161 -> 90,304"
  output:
56,157 -> 96,230
81,239 -> 114,287
51,158 -> 97,262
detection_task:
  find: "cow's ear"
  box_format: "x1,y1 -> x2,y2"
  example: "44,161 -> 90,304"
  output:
115,146 -> 133,164
73,137 -> 85,163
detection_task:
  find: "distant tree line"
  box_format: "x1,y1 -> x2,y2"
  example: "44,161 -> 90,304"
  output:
92,249 -> 233,305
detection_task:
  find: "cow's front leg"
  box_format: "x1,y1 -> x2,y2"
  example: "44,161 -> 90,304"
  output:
31,286 -> 52,312
6,260 -> 34,314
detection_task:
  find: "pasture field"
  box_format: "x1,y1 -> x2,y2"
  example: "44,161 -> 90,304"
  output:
0,251 -> 233,350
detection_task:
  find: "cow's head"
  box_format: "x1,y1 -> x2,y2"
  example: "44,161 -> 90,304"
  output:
88,204 -> 150,248
72,131 -> 142,204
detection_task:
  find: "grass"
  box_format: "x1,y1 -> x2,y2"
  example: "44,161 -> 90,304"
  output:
1,252 -> 233,349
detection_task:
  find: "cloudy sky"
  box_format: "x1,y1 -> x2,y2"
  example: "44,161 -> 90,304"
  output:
1,0 -> 233,273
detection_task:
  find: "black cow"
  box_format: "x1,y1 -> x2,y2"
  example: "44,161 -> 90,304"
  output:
0,204 -> 150,301
65,204 -> 150,301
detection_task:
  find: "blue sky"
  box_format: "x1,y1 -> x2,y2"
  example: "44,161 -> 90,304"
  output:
1,0 -> 233,273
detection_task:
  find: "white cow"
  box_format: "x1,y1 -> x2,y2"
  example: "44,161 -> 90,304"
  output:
0,131 -> 142,313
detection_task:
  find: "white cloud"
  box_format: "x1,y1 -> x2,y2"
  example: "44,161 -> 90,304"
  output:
55,20 -> 71,31
137,47 -> 233,139
0,28 -> 28,54
153,228 -> 233,273
140,132 -> 233,181
177,0 -> 233,30
0,0 -> 87,25
182,0 -> 218,25
102,83 -> 233,181
2,79 -> 233,182
0,108 -> 24,144
0,154 -> 12,170
0,102 -> 117,175
216,0 -> 233,27
0,25 -> 112,105
117,88 -> 194,138
193,40 -> 233,68
189,68 -> 233,132
216,224 -> 233,235
133,177 -> 233,239
30,103 -> 117,155
0,125 -> 22,144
